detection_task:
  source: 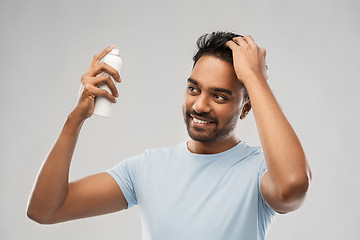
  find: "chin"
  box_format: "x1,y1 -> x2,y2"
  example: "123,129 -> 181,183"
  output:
187,128 -> 225,143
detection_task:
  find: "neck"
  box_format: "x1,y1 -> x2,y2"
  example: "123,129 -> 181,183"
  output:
187,135 -> 241,154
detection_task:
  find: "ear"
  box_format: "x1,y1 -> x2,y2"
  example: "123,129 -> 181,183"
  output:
240,100 -> 252,119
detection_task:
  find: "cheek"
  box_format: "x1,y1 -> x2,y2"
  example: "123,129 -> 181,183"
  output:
182,102 -> 186,114
182,97 -> 190,115
216,105 -> 241,122
183,94 -> 193,109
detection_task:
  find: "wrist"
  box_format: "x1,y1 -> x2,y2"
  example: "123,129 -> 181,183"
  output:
68,111 -> 87,125
241,73 -> 268,88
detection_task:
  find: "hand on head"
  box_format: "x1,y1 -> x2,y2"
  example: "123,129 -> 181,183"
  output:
226,35 -> 268,85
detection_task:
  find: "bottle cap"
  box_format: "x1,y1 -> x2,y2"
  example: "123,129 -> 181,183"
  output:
109,49 -> 120,56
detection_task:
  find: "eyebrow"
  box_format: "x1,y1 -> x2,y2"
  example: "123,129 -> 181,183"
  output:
187,78 -> 233,96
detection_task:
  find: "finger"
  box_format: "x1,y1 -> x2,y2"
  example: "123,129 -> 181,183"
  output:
88,85 -> 117,103
259,47 -> 267,62
259,48 -> 268,71
259,47 -> 266,56
92,75 -> 119,97
226,40 -> 239,51
89,62 -> 121,82
89,45 -> 116,69
244,35 -> 256,45
232,36 -> 247,46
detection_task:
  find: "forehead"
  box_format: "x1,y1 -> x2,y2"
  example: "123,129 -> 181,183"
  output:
190,55 -> 241,92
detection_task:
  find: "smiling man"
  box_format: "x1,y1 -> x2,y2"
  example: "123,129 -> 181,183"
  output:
27,31 -> 311,240
184,57 -> 243,149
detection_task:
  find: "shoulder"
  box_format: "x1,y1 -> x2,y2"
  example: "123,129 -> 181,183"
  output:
235,141 -> 264,163
125,142 -> 186,166
144,142 -> 186,162
147,142 -> 185,155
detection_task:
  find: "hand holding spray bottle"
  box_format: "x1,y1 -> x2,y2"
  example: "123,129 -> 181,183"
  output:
93,48 -> 122,118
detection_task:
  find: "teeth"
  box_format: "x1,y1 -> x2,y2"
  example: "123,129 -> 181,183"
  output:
193,117 -> 210,124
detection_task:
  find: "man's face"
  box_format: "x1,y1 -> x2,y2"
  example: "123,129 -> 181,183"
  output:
182,55 -> 246,143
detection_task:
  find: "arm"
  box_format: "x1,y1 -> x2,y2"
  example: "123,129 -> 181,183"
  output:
227,36 -> 312,213
27,46 -> 127,224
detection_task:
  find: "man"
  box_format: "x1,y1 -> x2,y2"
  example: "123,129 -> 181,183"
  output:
27,31 -> 311,239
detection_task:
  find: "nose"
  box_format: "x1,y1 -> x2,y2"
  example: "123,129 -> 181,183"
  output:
192,94 -> 211,114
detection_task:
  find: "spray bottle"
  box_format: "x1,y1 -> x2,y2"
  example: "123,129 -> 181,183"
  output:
93,49 -> 122,118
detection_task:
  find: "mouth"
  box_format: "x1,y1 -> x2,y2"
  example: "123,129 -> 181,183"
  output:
190,114 -> 216,125
192,117 -> 212,124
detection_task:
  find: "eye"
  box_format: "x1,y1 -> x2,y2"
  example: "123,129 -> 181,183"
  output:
213,94 -> 228,103
188,86 -> 199,95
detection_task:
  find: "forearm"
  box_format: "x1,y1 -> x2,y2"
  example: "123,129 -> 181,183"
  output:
27,113 -> 85,221
245,76 -> 311,198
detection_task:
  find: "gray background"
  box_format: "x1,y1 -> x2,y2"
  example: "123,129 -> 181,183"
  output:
1,0 -> 359,239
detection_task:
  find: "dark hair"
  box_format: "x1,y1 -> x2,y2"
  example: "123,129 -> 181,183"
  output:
193,31 -> 249,102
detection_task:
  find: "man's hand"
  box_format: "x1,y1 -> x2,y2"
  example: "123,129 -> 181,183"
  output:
27,46 -> 127,224
226,35 -> 268,85
227,35 -> 311,213
72,46 -> 122,120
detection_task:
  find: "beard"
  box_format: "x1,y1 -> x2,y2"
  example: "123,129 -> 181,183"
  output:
183,109 -> 239,143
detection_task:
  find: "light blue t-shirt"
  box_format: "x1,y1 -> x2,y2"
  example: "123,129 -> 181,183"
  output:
106,141 -> 277,240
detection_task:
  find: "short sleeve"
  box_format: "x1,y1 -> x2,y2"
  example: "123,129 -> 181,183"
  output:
106,154 -> 142,209
257,158 -> 277,236
257,159 -> 277,214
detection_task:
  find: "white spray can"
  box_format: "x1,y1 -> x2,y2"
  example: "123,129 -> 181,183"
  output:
93,49 -> 122,118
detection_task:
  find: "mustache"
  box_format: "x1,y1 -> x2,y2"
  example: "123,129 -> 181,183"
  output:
186,110 -> 217,123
